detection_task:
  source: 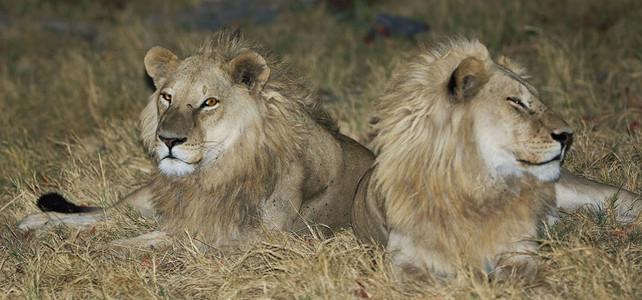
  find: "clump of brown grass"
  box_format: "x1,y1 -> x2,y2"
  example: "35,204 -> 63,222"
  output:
1,0 -> 641,298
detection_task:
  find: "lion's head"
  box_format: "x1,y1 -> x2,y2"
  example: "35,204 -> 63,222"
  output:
139,30 -> 337,178
371,38 -> 572,227
464,56 -> 573,182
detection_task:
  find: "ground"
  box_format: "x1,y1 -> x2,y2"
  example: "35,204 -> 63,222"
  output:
1,0 -> 641,298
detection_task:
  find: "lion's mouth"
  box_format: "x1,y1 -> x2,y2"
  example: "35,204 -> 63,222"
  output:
161,153 -> 181,161
164,153 -> 178,160
517,154 -> 562,166
161,155 -> 200,165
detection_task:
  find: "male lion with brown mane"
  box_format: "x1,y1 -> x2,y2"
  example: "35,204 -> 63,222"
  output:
18,29 -> 374,250
351,38 -> 641,282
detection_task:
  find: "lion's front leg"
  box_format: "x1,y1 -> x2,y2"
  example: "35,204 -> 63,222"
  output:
491,253 -> 539,283
387,230 -> 456,282
554,170 -> 641,222
259,165 -> 305,232
490,240 -> 540,283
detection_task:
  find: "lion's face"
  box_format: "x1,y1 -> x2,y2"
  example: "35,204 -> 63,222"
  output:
141,47 -> 270,176
451,57 -> 572,182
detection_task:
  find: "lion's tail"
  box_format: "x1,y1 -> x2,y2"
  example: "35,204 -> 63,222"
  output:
37,193 -> 102,213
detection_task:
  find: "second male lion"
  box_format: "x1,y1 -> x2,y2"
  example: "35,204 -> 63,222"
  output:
352,38 -> 641,282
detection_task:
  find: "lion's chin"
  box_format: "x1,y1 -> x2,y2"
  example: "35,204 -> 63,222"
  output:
526,162 -> 561,182
517,154 -> 564,182
158,158 -> 195,176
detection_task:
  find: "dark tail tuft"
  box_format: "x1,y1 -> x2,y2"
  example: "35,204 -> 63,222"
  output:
37,193 -> 98,213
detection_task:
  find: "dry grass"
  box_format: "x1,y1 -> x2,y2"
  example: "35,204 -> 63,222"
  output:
1,0 -> 641,298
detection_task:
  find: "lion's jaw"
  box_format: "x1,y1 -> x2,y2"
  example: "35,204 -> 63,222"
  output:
476,128 -> 565,182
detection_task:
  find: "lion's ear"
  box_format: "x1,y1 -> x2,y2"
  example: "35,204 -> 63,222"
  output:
447,57 -> 489,102
144,46 -> 180,88
225,51 -> 271,96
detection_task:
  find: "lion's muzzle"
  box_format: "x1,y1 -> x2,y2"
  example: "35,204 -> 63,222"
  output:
156,134 -> 198,176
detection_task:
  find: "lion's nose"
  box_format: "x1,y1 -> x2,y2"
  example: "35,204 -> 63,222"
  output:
551,131 -> 573,149
159,135 -> 187,150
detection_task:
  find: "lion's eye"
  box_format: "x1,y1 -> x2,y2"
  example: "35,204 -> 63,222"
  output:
201,97 -> 220,109
506,97 -> 525,108
161,93 -> 172,102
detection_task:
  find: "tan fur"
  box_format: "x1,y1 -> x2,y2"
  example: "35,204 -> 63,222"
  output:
353,38 -> 574,281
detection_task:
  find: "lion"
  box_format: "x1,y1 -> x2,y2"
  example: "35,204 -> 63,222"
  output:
351,38 -> 642,282
18,29 -> 374,250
